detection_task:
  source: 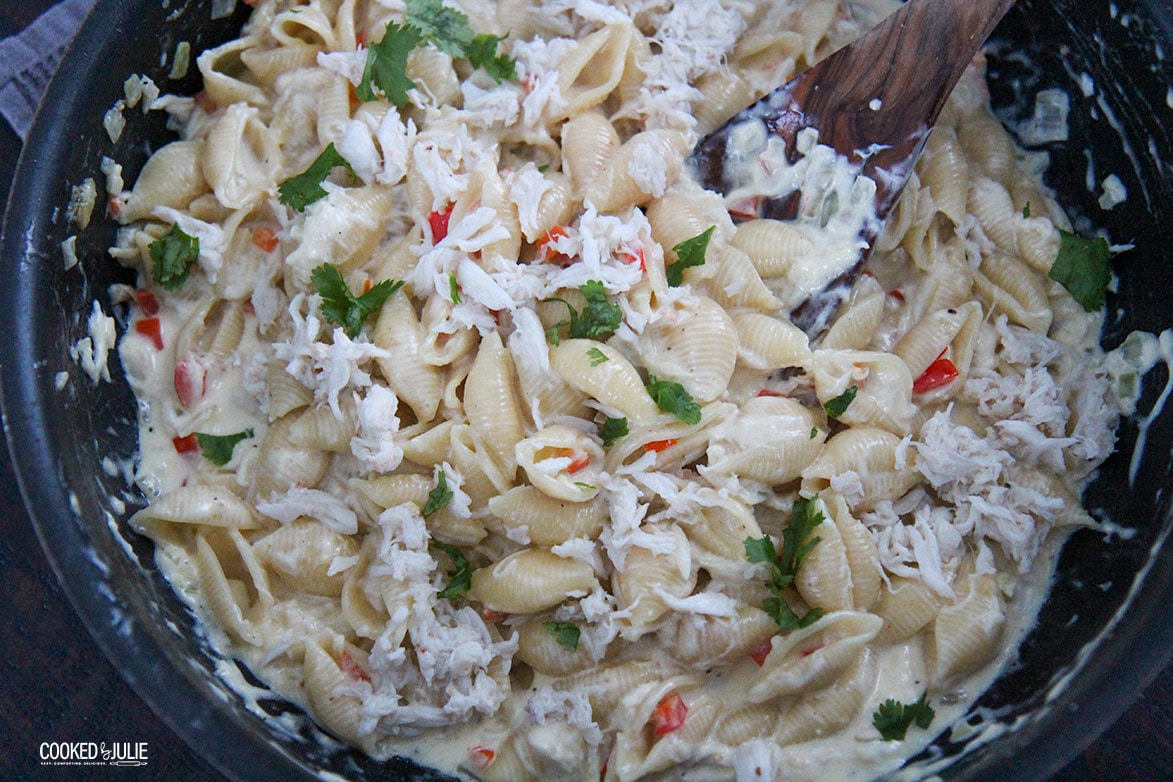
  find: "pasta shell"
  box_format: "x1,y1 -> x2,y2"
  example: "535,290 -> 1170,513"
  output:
120,141 -> 210,223
638,294 -> 737,403
469,549 -> 598,614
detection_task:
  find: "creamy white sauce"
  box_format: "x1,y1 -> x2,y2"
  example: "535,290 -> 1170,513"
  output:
82,1 -> 1148,780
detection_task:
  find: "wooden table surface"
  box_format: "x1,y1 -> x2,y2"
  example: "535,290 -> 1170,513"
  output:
0,2 -> 1170,780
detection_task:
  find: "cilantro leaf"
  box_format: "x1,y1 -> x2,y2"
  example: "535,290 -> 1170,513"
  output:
646,375 -> 701,425
587,346 -> 609,366
666,225 -> 715,286
422,470 -> 454,517
1049,228 -> 1111,312
600,416 -> 628,447
405,0 -> 474,55
449,272 -> 461,304
149,224 -> 200,291
357,22 -> 421,107
278,143 -> 355,212
545,280 -> 622,343
194,429 -> 254,467
873,692 -> 935,741
405,0 -> 517,82
824,386 -> 858,419
780,495 -> 825,576
467,32 -> 518,82
310,263 -> 403,339
543,621 -> 581,652
744,495 -> 826,630
432,539 -> 471,599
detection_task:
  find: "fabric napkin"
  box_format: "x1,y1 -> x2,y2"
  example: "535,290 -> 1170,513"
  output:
0,0 -> 97,141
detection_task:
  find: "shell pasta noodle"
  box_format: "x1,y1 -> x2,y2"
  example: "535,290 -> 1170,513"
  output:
98,0 -> 1126,780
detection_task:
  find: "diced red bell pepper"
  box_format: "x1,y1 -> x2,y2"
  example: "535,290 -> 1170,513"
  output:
549,447 -> 591,473
134,317 -> 164,350
756,389 -> 786,398
913,356 -> 960,394
748,636 -> 774,666
649,692 -> 688,736
134,289 -> 160,316
174,359 -> 206,408
469,746 -> 496,771
539,225 -> 572,265
428,204 -> 455,244
643,439 -> 677,453
172,434 -> 199,454
620,244 -> 646,273
251,225 -> 280,253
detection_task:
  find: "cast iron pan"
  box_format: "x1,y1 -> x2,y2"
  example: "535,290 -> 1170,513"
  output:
0,1 -> 1170,780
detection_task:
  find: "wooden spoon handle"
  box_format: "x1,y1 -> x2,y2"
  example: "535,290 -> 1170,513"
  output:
795,0 -> 1017,207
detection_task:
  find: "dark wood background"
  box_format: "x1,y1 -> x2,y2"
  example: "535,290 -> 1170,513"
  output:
0,2 -> 1170,780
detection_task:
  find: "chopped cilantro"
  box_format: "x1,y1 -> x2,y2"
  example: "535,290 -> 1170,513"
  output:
587,346 -> 609,366
194,429 -> 254,467
573,481 -> 597,490
810,427 -> 819,439
646,375 -> 701,425
448,272 -> 461,304
600,416 -> 628,447
744,495 -> 826,629
422,470 -> 454,517
356,1 -> 516,107
666,225 -> 715,286
311,263 -> 403,339
1023,202 -> 1031,218
405,0 -> 517,82
824,386 -> 858,419
543,621 -> 581,652
432,539 -> 471,599
149,224 -> 200,291
1049,229 -> 1111,312
357,22 -> 420,106
872,692 -> 935,741
545,280 -> 622,343
278,143 -> 354,212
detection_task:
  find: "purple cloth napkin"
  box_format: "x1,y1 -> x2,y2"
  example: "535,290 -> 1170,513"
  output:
0,0 -> 96,141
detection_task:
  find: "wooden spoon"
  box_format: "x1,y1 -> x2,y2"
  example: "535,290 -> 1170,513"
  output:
690,0 -> 1017,335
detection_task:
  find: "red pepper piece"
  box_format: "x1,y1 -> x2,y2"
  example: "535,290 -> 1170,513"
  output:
913,356 -> 960,394
172,434 -> 199,454
649,692 -> 688,736
428,204 -> 455,244
134,317 -> 164,350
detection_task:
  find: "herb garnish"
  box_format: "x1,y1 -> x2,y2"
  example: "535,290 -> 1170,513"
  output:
587,346 -> 609,366
744,495 -> 826,629
666,225 -> 715,287
311,263 -> 403,339
543,621 -> 581,652
872,692 -> 935,741
1049,229 -> 1111,312
357,22 -> 421,105
545,280 -> 623,344
278,143 -> 354,212
149,224 -> 200,290
422,470 -> 454,517
406,0 -> 516,82
448,272 -> 461,304
432,539 -> 471,599
646,375 -> 701,425
194,429 -> 254,467
824,386 -> 858,419
357,0 -> 516,107
600,416 -> 628,447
